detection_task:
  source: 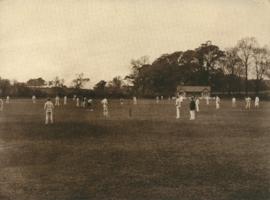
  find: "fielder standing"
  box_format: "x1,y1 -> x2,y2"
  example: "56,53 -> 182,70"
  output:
133,96 -> 137,105
76,97 -> 80,107
63,96 -> 67,105
195,97 -> 200,112
101,98 -> 109,117
6,96 -> 10,104
55,95 -> 60,106
215,96 -> 220,109
175,95 -> 183,119
245,96 -> 251,110
44,98 -> 54,124
232,97 -> 236,108
0,98 -> 3,111
206,96 -> 210,105
32,95 -> 36,104
255,96 -> 259,108
189,97 -> 196,120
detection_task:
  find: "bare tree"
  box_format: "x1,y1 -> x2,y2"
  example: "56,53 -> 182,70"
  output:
236,37 -> 258,95
72,73 -> 90,89
52,76 -> 65,88
222,47 -> 242,94
252,47 -> 270,94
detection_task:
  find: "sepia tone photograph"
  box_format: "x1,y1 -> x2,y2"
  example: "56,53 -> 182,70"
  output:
0,0 -> 270,199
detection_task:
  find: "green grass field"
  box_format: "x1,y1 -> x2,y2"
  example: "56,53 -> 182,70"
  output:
0,98 -> 270,200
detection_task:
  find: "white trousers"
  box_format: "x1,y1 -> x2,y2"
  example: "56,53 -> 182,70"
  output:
103,106 -> 109,117
45,111 -> 53,124
176,107 -> 180,119
246,103 -> 251,109
55,100 -> 60,106
190,110 -> 195,120
196,105 -> 199,112
216,103 -> 220,109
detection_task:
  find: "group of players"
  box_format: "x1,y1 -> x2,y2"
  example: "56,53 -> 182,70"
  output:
0,94 -> 260,124
175,95 -> 260,120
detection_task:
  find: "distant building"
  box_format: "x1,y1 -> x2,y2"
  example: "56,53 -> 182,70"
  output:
176,86 -> 211,97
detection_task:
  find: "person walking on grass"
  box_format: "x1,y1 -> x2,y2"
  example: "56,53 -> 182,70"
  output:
175,95 -> 183,119
44,98 -> 54,124
101,98 -> 109,117
255,96 -> 259,108
189,96 -> 196,120
0,98 -> 3,111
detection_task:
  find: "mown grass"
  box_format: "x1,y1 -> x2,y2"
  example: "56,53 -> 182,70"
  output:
0,98 -> 269,200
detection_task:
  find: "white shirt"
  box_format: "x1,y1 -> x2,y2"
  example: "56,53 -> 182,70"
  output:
255,97 -> 259,102
246,97 -> 251,103
176,96 -> 183,107
44,101 -> 54,112
101,98 -> 108,107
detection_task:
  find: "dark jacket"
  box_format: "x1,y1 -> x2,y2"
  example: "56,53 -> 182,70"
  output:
190,100 -> 196,110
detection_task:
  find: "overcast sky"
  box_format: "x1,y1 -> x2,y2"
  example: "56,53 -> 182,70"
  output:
0,0 -> 270,87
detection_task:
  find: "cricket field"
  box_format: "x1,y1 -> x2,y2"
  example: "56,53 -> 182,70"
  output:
0,98 -> 269,200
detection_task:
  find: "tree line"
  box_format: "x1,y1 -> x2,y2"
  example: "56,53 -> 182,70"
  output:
1,37 -> 270,98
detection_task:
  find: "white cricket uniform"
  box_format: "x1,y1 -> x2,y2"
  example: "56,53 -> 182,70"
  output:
195,99 -> 200,112
216,96 -> 220,109
120,98 -> 124,105
156,96 -> 159,104
0,99 -> 3,111
175,97 -> 183,119
255,97 -> 259,108
133,97 -> 137,105
6,96 -> 10,104
55,96 -> 60,106
82,98 -> 87,108
205,96 -> 210,105
64,96 -> 67,105
44,101 -> 54,124
76,98 -> 80,107
101,98 -> 109,117
32,95 -> 36,103
88,99 -> 93,110
245,97 -> 251,109
232,98 -> 236,107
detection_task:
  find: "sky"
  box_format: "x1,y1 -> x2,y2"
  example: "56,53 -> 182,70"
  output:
0,0 -> 270,87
